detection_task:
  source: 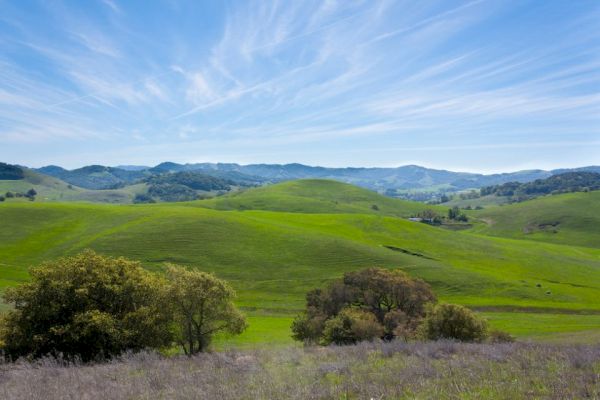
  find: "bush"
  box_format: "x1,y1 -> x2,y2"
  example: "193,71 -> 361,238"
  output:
321,308 -> 383,345
421,303 -> 488,342
291,268 -> 436,344
488,329 -> 515,343
0,250 -> 172,361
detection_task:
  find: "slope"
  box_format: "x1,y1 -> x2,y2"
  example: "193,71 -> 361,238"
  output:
471,191 -> 600,248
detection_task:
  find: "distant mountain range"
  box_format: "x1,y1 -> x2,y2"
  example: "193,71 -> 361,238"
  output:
33,162 -> 600,197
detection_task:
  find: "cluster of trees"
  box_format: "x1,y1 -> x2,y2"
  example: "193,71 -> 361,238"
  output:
146,171 -> 233,191
0,189 -> 37,202
0,251 -> 246,361
481,172 -> 600,201
412,207 -> 469,224
447,206 -> 468,222
416,209 -> 443,224
0,163 -> 25,180
292,268 -> 498,345
147,183 -> 199,202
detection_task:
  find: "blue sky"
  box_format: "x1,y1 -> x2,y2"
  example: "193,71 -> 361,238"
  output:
0,0 -> 598,172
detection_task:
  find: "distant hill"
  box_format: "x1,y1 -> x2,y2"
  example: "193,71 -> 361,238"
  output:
481,172 -> 600,201
42,161 -> 598,199
37,163 -> 268,190
114,165 -> 151,171
146,162 -> 562,193
25,161 -> 600,202
36,165 -> 148,189
0,165 -> 145,203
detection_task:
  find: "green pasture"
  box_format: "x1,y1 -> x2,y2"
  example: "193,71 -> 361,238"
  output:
0,180 -> 599,344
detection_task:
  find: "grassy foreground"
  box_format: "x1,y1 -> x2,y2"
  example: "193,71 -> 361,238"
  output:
0,180 -> 599,343
1,341 -> 599,399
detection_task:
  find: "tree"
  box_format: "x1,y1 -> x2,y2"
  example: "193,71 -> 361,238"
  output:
448,206 -> 459,220
291,268 -> 436,344
0,196 -> 4,202
421,303 -> 488,342
26,188 -> 37,198
165,266 -> 247,355
0,250 -> 172,361
5,192 -> 14,198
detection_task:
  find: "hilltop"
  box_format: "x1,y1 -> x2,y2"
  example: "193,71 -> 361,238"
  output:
194,179 -> 443,217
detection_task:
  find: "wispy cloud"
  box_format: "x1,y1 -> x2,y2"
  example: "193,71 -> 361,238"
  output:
0,0 -> 598,170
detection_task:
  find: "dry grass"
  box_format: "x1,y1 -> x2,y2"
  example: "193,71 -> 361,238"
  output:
1,341 -> 599,399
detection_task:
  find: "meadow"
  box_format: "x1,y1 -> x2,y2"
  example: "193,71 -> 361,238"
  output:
0,179 -> 599,344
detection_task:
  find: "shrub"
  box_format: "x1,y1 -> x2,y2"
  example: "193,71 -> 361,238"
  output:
321,308 -> 383,345
488,329 -> 515,343
0,250 -> 172,361
421,303 -> 488,342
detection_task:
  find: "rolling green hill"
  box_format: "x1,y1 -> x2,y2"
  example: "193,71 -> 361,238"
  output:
0,179 -> 599,345
195,179 -> 445,217
470,191 -> 600,248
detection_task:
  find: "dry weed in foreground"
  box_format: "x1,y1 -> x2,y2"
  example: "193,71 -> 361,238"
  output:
0,341 -> 599,399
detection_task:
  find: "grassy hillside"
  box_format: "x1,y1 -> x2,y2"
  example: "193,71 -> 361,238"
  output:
195,179 -> 444,217
470,191 -> 600,248
1,180 -> 599,343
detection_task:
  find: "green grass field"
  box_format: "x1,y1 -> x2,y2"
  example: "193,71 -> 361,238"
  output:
0,179 -> 599,344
